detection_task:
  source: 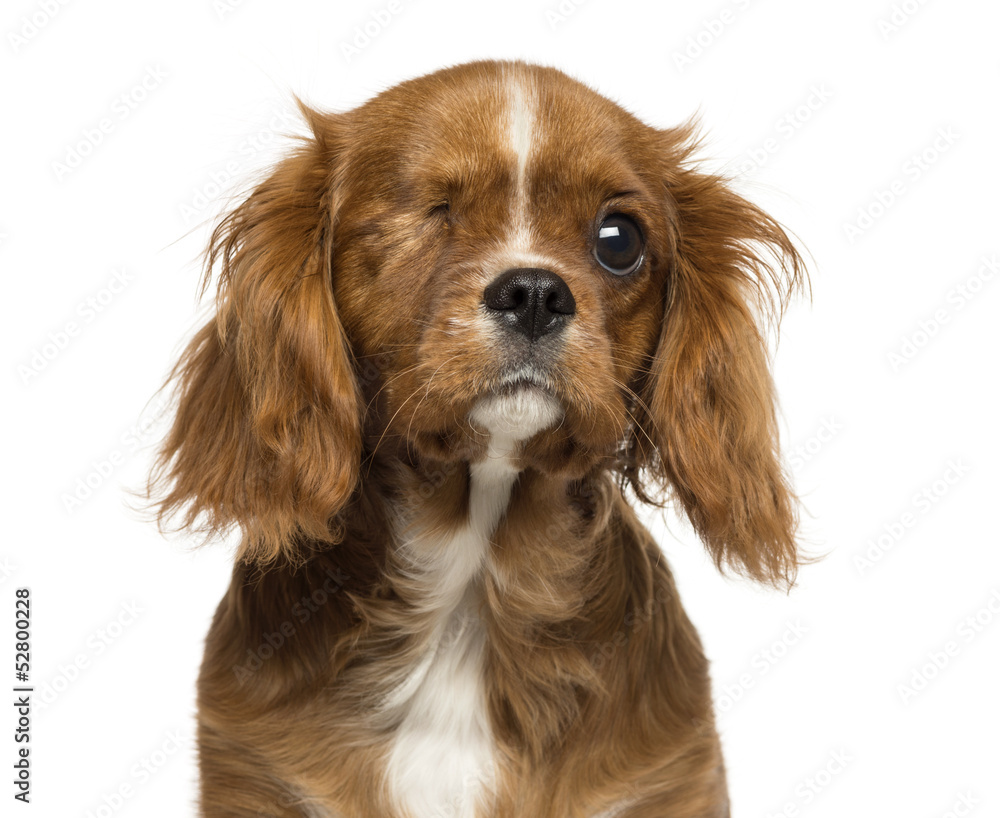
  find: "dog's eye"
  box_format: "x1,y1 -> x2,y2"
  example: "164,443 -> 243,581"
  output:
429,201 -> 450,220
594,214 -> 644,276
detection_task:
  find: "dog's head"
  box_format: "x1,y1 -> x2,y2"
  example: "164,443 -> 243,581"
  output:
151,61 -> 805,585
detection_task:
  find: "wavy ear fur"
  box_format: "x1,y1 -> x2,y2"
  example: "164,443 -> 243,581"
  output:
633,125 -> 807,588
149,106 -> 361,565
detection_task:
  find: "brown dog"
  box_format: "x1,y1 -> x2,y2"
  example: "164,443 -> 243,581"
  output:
151,60 -> 806,817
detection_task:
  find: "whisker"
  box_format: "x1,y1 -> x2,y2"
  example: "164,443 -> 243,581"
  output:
365,384 -> 427,477
363,361 -> 424,415
403,353 -> 466,446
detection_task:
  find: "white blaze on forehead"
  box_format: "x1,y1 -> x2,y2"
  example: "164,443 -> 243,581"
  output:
506,70 -> 535,194
488,70 -> 566,281
505,69 -> 538,261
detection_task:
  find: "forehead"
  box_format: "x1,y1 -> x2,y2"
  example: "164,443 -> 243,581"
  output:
345,62 -> 660,206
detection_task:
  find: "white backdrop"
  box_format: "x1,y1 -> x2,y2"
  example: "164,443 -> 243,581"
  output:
3,0 -> 998,816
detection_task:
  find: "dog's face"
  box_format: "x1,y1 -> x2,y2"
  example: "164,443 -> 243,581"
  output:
329,64 -> 671,470
153,61 -> 804,585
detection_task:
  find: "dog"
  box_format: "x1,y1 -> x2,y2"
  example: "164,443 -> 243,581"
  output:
150,60 -> 806,818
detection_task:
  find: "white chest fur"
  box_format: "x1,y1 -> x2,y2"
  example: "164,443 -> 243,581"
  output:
382,388 -> 561,818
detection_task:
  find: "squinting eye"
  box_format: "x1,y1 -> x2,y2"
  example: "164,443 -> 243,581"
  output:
594,214 -> 644,276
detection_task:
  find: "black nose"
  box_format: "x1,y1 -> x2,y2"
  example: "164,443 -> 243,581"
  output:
483,268 -> 576,341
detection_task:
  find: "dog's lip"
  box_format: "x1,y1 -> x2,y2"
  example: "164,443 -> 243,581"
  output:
496,366 -> 551,388
494,369 -> 555,396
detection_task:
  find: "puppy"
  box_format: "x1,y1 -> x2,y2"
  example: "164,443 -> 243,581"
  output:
151,60 -> 806,818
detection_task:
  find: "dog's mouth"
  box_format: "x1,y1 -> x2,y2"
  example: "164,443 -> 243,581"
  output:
492,365 -> 556,396
383,350 -> 621,470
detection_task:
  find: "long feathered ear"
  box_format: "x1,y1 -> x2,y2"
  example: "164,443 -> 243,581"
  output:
148,105 -> 362,566
633,125 -> 807,588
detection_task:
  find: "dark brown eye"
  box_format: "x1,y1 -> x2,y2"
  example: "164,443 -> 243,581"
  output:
594,214 -> 644,276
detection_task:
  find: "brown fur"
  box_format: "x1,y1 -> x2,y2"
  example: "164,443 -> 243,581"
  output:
149,60 -> 806,817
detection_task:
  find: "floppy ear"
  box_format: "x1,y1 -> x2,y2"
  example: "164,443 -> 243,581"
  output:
149,105 -> 362,566
634,126 -> 806,588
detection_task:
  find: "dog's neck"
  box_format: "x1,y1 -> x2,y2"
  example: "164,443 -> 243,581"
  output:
388,388 -> 563,595
368,390 -> 612,814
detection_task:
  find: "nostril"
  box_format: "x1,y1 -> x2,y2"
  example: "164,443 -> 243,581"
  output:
483,276 -> 525,312
545,281 -> 576,316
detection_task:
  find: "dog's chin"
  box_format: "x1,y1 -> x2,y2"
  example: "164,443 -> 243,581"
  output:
466,381 -> 617,478
469,381 -> 564,443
